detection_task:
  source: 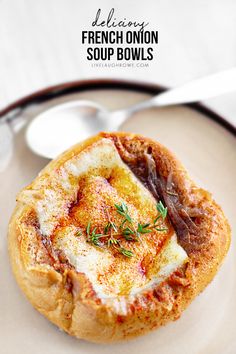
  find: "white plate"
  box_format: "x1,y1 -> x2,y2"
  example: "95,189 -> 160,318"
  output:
1,83 -> 235,354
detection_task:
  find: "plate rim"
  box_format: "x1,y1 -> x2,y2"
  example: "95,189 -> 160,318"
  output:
1,79 -> 235,353
0,78 -> 235,136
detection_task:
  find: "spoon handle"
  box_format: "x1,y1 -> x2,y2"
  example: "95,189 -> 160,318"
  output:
152,67 -> 236,106
121,67 -> 236,119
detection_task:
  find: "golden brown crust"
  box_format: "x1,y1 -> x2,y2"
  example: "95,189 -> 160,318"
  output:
8,132 -> 231,343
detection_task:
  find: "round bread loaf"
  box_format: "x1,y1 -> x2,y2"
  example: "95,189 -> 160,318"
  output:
8,132 -> 231,343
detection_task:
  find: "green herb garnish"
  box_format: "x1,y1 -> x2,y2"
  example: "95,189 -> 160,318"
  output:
86,222 -> 104,247
84,200 -> 168,257
156,201 -> 167,219
137,223 -> 152,234
115,202 -> 132,224
118,247 -> 134,258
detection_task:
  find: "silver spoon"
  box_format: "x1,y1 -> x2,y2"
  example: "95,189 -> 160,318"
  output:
26,68 -> 236,159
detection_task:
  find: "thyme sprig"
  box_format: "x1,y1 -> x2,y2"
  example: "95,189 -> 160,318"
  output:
84,201 -> 168,258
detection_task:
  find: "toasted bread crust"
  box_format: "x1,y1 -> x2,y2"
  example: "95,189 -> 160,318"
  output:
8,132 -> 231,343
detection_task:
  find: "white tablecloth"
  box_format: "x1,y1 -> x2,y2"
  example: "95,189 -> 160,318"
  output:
0,0 -> 236,126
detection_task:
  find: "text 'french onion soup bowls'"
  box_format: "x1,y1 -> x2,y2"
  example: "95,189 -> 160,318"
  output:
8,132 -> 231,343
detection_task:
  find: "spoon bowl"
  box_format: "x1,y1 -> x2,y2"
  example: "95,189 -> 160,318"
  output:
26,100 -> 109,159
26,68 -> 236,159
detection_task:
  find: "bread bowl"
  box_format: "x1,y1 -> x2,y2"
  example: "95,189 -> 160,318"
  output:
8,131 -> 231,343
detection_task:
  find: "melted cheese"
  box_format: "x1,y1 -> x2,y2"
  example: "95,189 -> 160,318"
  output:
25,138 -> 153,236
54,228 -> 187,300
20,138 -> 188,305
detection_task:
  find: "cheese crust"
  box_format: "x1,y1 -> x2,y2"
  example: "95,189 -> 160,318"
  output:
8,132 -> 231,342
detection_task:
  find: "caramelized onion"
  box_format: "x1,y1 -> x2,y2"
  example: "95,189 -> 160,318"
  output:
113,138 -> 205,253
